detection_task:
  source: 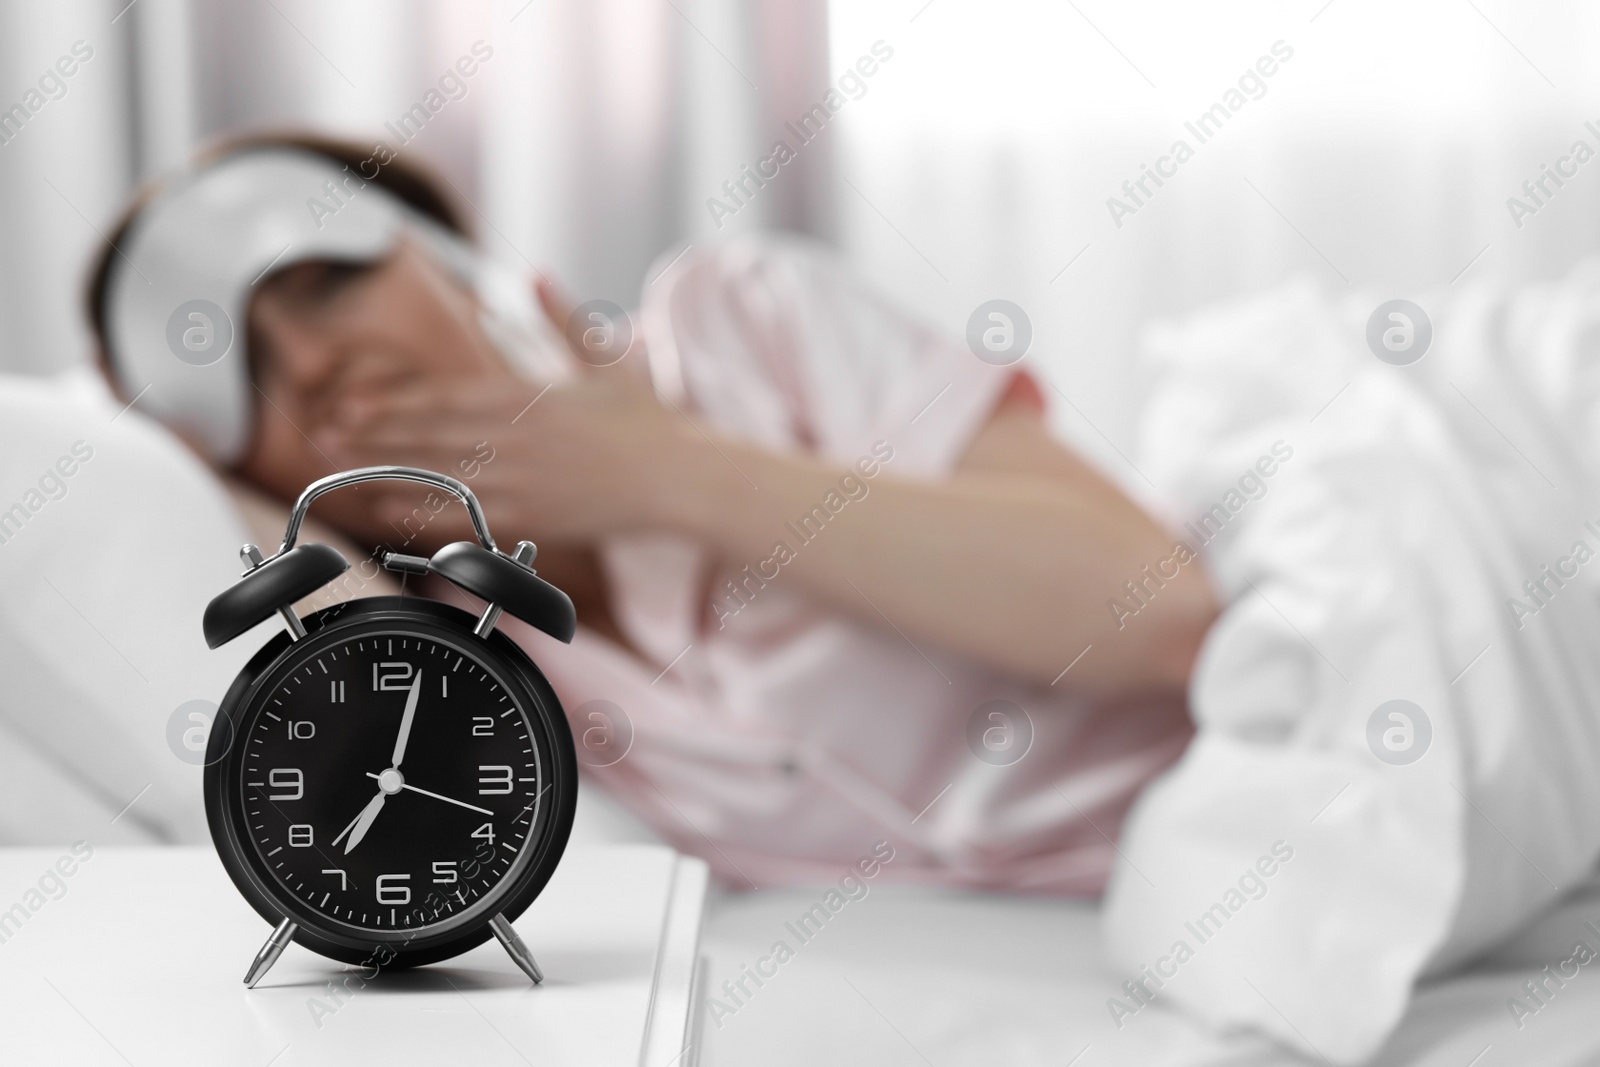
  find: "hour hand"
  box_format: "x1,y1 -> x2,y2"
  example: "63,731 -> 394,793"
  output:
333,790 -> 387,854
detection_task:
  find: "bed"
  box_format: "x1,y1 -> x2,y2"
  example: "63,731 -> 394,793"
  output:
10,248 -> 1600,1063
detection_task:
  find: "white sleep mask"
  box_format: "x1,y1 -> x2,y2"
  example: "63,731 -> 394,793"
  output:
103,147 -> 565,465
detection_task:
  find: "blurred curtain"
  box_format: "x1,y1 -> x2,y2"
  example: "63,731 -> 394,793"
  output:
828,0 -> 1600,475
0,1 -> 136,376
0,0 -> 832,376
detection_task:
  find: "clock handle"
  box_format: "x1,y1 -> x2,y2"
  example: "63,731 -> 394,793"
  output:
278,466 -> 498,557
489,913 -> 544,984
243,917 -> 298,987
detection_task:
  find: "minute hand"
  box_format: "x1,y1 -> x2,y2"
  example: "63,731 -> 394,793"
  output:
392,670 -> 423,767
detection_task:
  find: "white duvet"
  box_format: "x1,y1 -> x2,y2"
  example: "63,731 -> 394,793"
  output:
1103,264 -> 1600,1061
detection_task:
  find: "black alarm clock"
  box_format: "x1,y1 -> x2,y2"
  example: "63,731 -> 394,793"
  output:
200,466 -> 579,988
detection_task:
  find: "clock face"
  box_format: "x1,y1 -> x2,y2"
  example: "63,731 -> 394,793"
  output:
234,624 -> 551,936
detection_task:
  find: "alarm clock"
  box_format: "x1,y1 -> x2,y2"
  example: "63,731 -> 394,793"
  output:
200,466 -> 579,988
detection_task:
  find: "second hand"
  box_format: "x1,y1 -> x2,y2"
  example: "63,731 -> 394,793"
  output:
364,772 -> 494,816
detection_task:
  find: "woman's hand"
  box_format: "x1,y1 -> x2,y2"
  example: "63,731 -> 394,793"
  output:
313,366 -> 688,545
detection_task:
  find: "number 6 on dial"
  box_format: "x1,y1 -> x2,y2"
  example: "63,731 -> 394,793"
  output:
376,874 -> 411,905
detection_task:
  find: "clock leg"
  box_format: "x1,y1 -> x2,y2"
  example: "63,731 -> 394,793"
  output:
243,918 -> 298,988
489,913 -> 544,984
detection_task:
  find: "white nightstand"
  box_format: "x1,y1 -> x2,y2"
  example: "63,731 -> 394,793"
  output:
0,844 -> 707,1066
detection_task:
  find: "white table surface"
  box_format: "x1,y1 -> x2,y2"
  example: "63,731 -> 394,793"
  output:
0,844 -> 707,1066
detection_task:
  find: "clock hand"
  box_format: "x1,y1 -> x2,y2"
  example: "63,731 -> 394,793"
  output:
338,672 -> 421,855
391,670 -> 423,768
364,772 -> 494,816
334,789 -> 387,854
330,795 -> 376,849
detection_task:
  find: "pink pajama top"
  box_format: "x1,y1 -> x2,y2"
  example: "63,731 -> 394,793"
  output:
507,236 -> 1192,895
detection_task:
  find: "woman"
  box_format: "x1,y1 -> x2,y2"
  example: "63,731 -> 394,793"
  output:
89,135 -> 1217,892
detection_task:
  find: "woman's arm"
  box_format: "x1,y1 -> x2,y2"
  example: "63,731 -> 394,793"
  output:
641,395 -> 1218,695
323,370 -> 1217,697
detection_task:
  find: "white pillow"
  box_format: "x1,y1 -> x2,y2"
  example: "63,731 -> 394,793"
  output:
0,369 -> 259,844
